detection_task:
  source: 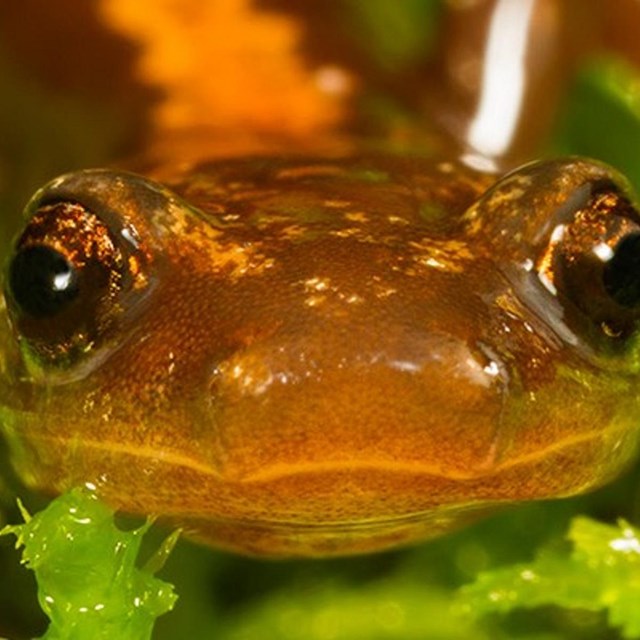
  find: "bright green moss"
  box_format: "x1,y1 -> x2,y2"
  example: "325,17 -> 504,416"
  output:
1,487 -> 179,640
458,518 -> 640,639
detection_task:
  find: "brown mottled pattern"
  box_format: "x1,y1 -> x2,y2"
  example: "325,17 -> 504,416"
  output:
2,154 -> 640,556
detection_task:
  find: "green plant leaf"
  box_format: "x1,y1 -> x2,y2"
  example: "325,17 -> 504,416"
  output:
458,517 -> 640,638
1,486 -> 178,640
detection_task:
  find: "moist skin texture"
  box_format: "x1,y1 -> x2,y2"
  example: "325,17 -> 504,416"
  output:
3,155 -> 640,557
3,2 -> 640,557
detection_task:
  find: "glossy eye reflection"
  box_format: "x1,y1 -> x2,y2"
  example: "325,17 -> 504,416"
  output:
539,184 -> 640,338
9,245 -> 79,318
5,200 -> 126,365
602,232 -> 640,308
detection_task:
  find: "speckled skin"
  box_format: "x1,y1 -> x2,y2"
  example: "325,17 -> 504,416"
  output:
2,153 -> 640,556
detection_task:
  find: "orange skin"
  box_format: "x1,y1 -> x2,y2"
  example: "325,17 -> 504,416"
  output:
2,155 -> 640,556
3,2 -> 640,556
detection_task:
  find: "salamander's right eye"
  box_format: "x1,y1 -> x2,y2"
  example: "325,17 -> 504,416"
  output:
6,199 -> 139,367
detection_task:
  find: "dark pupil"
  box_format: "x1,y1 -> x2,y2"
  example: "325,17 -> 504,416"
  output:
603,232 -> 640,308
8,245 -> 79,318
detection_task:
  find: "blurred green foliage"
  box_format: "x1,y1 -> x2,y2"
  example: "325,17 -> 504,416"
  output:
344,0 -> 442,72
6,482 -> 640,639
459,518 -> 640,639
553,57 -> 640,193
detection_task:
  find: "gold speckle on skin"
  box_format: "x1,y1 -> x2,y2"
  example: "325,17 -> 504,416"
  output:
228,181 -> 253,191
229,188 -> 281,202
462,202 -> 482,231
253,212 -> 296,229
303,277 -> 331,308
387,215 -> 409,225
423,257 -> 446,269
83,394 -> 96,415
371,279 -> 398,299
487,186 -> 526,209
300,276 -> 365,309
437,162 -> 454,174
217,353 -> 295,399
167,351 -> 176,376
161,203 -> 276,281
344,212 -> 368,223
407,239 -> 474,273
8,156 -> 638,557
329,227 -> 368,240
304,277 -> 331,292
463,172 -> 533,234
323,199 -> 351,208
276,165 -> 344,180
278,224 -> 308,240
305,295 -> 327,307
128,255 -> 150,290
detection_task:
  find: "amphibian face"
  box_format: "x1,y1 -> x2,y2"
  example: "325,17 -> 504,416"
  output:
4,0 -> 640,557
2,154 -> 640,556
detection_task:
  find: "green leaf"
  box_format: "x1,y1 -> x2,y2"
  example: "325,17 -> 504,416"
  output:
1,487 -> 178,640
554,57 -> 640,191
458,517 -> 640,638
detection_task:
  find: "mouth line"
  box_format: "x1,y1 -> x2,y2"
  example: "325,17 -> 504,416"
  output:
24,425 -> 616,484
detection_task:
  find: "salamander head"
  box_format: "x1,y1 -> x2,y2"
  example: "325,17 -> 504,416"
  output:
1,154 -> 640,556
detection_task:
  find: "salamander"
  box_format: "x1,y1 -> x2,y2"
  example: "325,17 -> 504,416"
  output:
1,0 -> 640,556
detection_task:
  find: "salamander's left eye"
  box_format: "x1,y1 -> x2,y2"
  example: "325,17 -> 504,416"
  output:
538,184 -> 640,338
602,232 -> 640,308
5,200 -> 138,366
